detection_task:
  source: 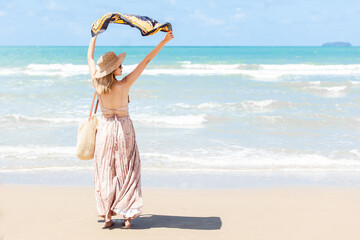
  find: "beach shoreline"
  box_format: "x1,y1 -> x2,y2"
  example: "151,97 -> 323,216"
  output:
1,184 -> 360,240
2,169 -> 360,189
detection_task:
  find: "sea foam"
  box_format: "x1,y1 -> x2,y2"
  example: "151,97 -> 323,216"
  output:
1,63 -> 360,80
131,113 -> 207,128
1,145 -> 360,172
174,100 -> 299,112
0,113 -> 208,128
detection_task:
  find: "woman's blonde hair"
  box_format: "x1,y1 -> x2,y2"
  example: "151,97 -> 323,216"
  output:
93,72 -> 116,94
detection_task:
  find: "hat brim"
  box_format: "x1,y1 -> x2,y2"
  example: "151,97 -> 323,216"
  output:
94,52 -> 126,78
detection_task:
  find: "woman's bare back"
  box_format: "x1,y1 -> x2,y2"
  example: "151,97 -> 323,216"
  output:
97,81 -> 130,117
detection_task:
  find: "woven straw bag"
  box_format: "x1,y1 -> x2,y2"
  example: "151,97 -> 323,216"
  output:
76,92 -> 99,160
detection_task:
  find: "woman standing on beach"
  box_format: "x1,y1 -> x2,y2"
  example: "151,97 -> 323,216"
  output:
87,31 -> 174,228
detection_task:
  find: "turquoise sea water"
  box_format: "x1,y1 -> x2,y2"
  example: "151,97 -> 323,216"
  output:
0,46 -> 360,187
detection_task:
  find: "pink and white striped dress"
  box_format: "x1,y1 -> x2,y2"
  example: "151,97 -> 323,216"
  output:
93,95 -> 142,222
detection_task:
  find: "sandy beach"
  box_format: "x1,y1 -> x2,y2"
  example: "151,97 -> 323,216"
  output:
1,185 -> 360,240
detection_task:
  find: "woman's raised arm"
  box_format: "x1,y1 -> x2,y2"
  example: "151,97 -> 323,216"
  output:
87,36 -> 97,79
122,31 -> 174,87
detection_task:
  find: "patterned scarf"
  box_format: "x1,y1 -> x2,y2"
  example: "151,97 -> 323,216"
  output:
91,12 -> 172,37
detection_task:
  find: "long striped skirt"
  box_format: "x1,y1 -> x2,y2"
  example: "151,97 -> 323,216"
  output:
93,115 -> 142,223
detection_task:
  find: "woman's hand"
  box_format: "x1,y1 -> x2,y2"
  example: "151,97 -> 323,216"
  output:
162,31 -> 174,44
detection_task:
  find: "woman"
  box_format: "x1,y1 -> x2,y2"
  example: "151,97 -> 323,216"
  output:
87,31 -> 174,228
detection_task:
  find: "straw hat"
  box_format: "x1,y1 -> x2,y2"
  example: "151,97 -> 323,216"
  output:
95,51 -> 126,78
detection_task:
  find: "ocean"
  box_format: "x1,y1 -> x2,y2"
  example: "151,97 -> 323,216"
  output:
1,46 -> 360,188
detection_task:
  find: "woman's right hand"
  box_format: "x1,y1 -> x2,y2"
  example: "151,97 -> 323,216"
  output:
163,31 -> 174,44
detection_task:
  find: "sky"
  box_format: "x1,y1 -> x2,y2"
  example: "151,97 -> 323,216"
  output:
0,0 -> 359,46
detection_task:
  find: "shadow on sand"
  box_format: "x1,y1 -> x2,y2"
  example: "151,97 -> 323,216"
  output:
98,214 -> 222,230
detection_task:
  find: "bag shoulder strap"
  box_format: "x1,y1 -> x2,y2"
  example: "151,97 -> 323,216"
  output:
88,91 -> 99,121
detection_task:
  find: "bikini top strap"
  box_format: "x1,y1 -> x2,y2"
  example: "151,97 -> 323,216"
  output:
98,93 -> 129,112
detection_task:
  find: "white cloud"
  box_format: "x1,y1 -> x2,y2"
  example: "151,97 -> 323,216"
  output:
170,0 -> 177,6
208,1 -> 216,8
44,0 -> 66,11
224,24 -> 236,31
41,15 -> 50,22
311,15 -> 323,23
234,13 -> 245,21
26,11 -> 36,17
281,19 -> 292,24
191,10 -> 225,26
0,25 -> 15,36
67,21 -> 87,37
0,10 -> 6,16
232,8 -> 246,22
164,16 -> 175,22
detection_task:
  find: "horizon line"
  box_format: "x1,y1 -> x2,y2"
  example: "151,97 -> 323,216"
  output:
0,45 -> 359,47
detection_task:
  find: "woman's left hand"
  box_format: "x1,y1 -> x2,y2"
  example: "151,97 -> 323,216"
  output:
163,31 -> 174,44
